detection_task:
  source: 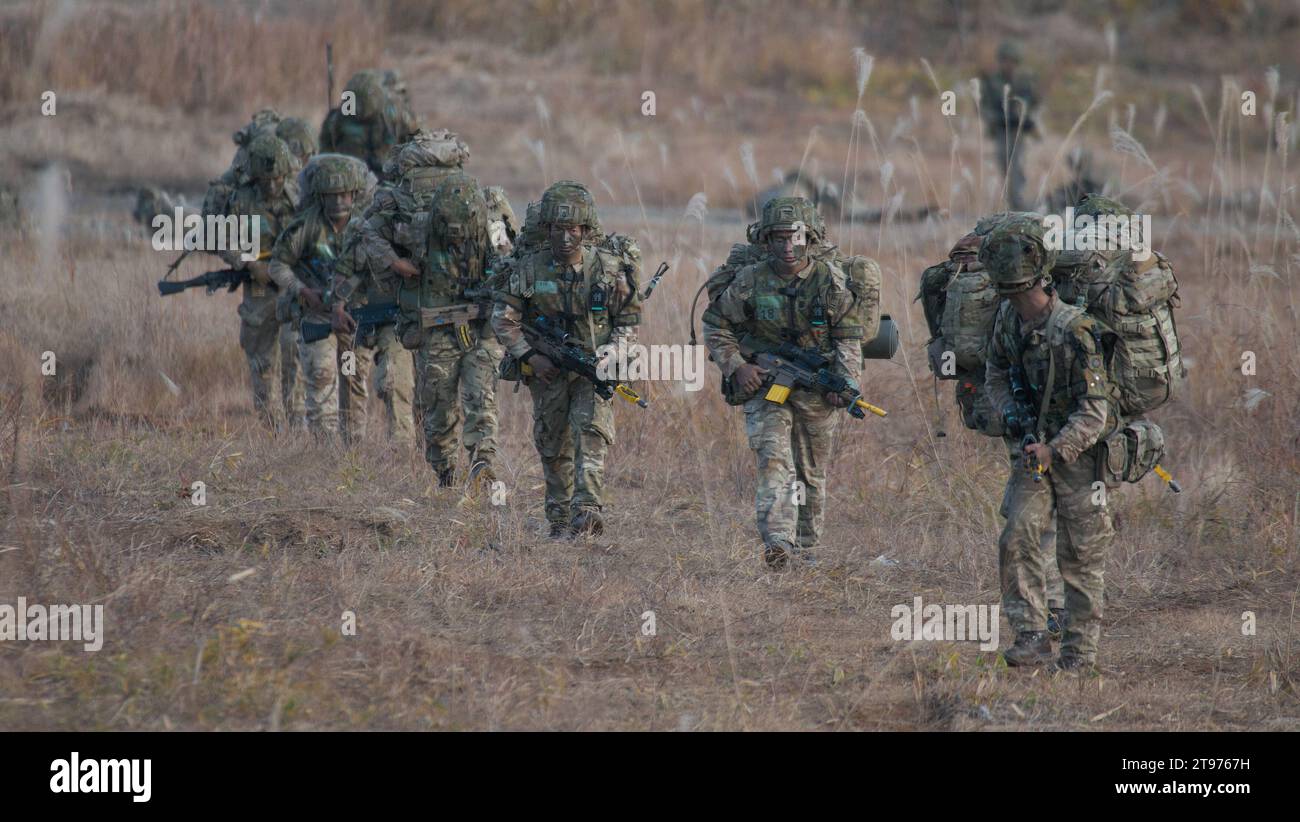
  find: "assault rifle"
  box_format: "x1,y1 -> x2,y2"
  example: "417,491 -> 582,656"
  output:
158,268 -> 251,296
301,302 -> 400,344
520,316 -> 647,408
747,341 -> 886,419
1004,364 -> 1044,482
419,286 -> 495,348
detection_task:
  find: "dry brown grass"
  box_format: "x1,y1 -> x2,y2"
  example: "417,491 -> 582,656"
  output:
0,0 -> 1298,731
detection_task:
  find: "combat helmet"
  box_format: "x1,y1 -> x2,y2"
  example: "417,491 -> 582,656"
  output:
246,134 -> 295,180
997,41 -> 1023,63
275,117 -> 318,164
756,196 -> 825,244
344,70 -> 390,120
1073,192 -> 1131,219
978,212 -> 1057,293
539,180 -> 598,229
307,153 -> 370,196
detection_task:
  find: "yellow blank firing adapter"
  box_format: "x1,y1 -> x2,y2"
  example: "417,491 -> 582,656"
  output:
1153,464 -> 1182,493
854,398 -> 888,417
765,384 -> 792,404
615,384 -> 649,408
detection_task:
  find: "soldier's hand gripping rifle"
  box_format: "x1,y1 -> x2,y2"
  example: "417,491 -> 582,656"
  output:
748,341 -> 887,419
519,316 -> 648,408
301,301 -> 400,344
157,267 -> 251,296
1004,364 -> 1045,482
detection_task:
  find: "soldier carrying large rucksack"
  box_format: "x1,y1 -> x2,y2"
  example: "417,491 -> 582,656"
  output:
319,69 -> 422,178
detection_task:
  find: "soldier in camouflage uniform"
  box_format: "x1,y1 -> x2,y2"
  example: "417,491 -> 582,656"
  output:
982,214 -> 1118,671
702,197 -> 866,568
354,130 -> 475,451
916,216 -> 1069,636
980,42 -> 1039,210
393,171 -> 503,487
273,116 -> 319,428
214,134 -> 300,429
268,155 -> 370,437
329,218 -> 416,446
492,181 -> 643,537
319,69 -> 422,178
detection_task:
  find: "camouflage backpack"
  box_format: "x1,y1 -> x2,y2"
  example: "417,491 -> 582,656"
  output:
917,211 -> 1043,382
396,171 -> 492,349
362,130 -> 470,266
1051,193 -> 1185,416
320,70 -> 419,175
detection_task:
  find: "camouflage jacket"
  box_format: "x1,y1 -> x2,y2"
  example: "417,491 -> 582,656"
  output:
985,294 -> 1117,463
268,206 -> 349,321
218,181 -> 298,304
702,257 -> 862,393
492,242 -> 641,360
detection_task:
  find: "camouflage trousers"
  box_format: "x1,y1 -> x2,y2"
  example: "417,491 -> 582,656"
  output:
742,391 -> 838,550
991,125 -> 1028,211
528,371 -> 613,524
237,294 -> 289,429
297,327 -> 339,436
279,321 -> 305,429
416,329 -> 500,476
337,326 -> 415,445
1001,437 -> 1064,612
998,446 -> 1114,663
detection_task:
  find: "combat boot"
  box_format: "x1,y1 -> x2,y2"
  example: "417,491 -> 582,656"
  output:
570,509 -> 605,537
548,521 -> 575,540
1050,654 -> 1097,676
436,467 -> 457,488
791,545 -> 819,568
1002,631 -> 1053,667
763,539 -> 792,571
1047,607 -> 1069,639
467,460 -> 496,494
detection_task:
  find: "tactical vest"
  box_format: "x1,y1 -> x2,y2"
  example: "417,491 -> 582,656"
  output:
511,244 -> 633,355
996,299 -> 1114,439
697,243 -> 876,357
288,212 -> 344,294
735,258 -> 846,357
226,184 -> 296,302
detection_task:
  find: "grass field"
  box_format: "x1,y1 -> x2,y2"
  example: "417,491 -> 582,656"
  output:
1,0 -> 1297,730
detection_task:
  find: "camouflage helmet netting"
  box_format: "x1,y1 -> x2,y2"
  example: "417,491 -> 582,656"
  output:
757,196 -> 825,242
309,153 -> 369,195
246,134 -> 295,180
275,117 -> 318,162
978,212 -> 1058,291
539,180 -> 597,228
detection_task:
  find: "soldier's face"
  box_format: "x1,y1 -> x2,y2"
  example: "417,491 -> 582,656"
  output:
767,227 -> 809,272
322,191 -> 355,222
258,175 -> 285,199
998,57 -> 1017,75
549,223 -> 585,262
